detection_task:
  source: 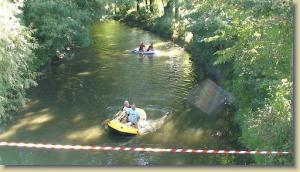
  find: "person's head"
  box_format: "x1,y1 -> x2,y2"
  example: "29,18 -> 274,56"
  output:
124,100 -> 130,107
151,43 -> 153,46
140,42 -> 144,45
131,104 -> 136,110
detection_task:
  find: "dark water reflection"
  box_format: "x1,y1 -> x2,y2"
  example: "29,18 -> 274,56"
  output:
0,21 -> 253,165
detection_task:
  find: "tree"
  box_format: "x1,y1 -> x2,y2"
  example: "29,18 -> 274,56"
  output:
163,0 -> 174,17
136,0 -> 140,12
174,0 -> 179,19
0,0 -> 37,121
23,0 -> 104,65
150,0 -> 154,12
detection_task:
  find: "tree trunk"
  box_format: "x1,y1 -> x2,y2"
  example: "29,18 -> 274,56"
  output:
137,0 -> 140,12
164,0 -> 174,18
150,0 -> 154,12
174,0 -> 179,19
161,0 -> 165,8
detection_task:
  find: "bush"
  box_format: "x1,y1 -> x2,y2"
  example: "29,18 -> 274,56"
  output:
0,0 -> 37,121
23,0 -> 103,65
187,0 -> 293,165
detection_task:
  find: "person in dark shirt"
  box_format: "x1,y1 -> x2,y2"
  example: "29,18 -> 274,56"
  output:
147,43 -> 154,51
139,42 -> 145,51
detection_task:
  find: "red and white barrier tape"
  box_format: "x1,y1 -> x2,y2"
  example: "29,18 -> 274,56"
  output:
0,142 -> 291,155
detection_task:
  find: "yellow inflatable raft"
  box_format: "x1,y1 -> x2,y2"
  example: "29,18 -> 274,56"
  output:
107,108 -> 146,136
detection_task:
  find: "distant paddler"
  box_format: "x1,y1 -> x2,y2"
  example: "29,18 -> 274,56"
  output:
146,43 -> 154,52
138,42 -> 145,52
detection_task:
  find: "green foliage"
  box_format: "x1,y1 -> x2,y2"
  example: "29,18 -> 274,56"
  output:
116,0 -> 135,14
0,0 -> 37,121
120,8 -> 173,38
23,0 -> 103,66
185,0 -> 293,165
151,16 -> 173,38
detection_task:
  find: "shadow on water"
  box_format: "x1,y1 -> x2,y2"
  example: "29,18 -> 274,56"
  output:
0,20 -> 254,165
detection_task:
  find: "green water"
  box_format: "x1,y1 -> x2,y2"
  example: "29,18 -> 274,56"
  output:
0,21 -> 253,165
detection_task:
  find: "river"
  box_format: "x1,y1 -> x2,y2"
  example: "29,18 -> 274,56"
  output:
0,21 -> 253,165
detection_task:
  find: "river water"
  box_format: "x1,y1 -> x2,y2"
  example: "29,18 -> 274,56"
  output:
0,21 -> 253,165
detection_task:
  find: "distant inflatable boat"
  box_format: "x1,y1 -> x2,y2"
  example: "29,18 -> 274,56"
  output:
131,48 -> 156,55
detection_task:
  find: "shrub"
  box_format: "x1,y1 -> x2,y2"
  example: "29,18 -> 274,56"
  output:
0,0 -> 37,121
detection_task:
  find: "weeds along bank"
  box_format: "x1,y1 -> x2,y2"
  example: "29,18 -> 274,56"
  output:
114,0 -> 293,165
0,0 -> 105,122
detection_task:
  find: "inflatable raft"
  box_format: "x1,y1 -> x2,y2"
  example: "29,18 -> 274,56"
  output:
107,108 -> 147,136
132,48 -> 155,55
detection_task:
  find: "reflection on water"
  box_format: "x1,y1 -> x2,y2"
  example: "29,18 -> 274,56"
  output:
66,126 -> 104,143
0,21 -> 252,165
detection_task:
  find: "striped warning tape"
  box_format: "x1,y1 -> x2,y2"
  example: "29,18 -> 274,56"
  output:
0,142 -> 291,155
